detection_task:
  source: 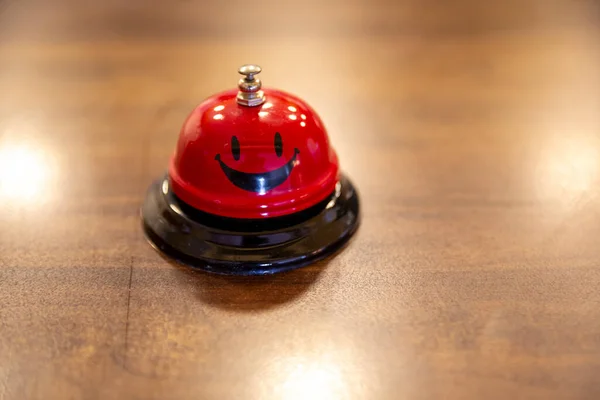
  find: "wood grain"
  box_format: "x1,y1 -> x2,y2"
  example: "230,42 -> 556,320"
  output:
1,0 -> 600,399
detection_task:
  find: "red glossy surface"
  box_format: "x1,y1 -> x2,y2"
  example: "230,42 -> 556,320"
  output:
169,88 -> 340,218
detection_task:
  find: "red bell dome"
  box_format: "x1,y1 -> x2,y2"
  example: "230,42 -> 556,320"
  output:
168,66 -> 339,219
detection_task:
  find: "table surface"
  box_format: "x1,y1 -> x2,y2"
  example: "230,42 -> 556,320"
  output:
1,1 -> 600,399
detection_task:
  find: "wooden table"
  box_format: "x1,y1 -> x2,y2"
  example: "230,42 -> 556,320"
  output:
1,1 -> 600,399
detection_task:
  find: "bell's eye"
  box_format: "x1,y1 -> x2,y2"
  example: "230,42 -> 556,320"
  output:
231,136 -> 240,160
274,132 -> 283,157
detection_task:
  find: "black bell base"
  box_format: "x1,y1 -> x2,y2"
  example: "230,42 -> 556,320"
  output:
141,174 -> 360,276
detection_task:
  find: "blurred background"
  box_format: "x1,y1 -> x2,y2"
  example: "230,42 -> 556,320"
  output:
1,0 -> 599,214
1,1 -> 600,399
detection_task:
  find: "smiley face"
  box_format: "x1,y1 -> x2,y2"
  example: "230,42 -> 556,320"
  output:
214,133 -> 300,194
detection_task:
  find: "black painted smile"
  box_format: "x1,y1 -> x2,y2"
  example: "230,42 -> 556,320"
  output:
215,148 -> 300,193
